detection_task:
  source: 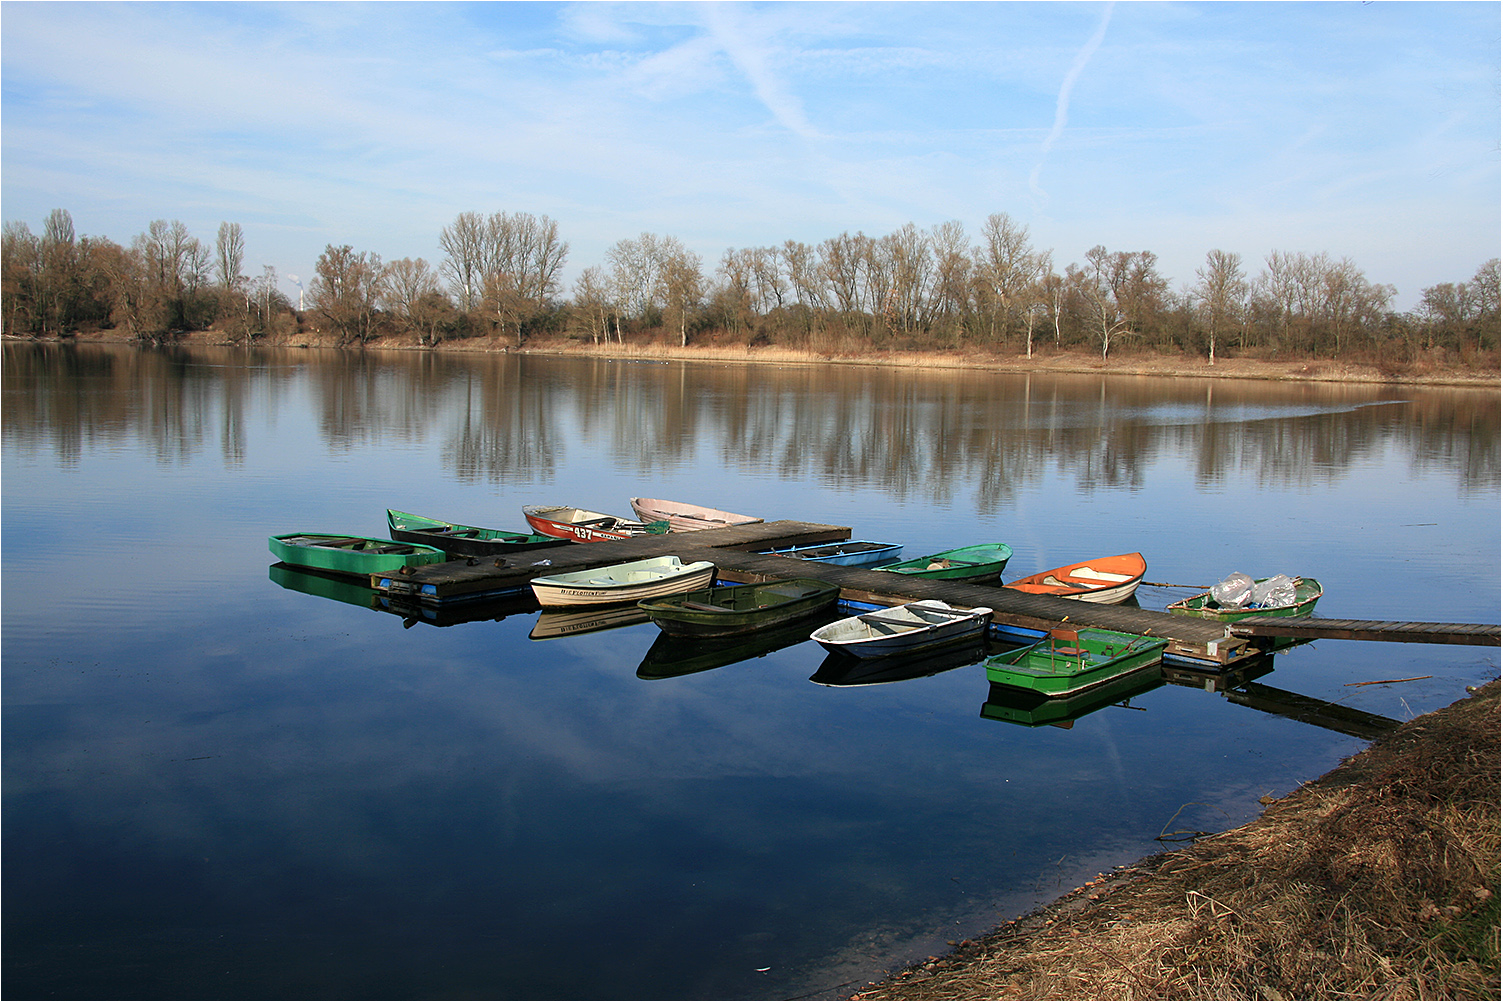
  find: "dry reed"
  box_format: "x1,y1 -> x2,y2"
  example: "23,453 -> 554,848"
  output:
853,680 -> 1500,1001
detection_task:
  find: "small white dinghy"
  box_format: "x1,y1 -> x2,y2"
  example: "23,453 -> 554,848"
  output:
809,599 -> 993,659
530,556 -> 717,608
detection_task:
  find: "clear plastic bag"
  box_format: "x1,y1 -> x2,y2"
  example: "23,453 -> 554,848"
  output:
1251,574 -> 1297,608
1209,572 -> 1255,608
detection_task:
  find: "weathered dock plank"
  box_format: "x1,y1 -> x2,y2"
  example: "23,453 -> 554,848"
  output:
1229,617 -> 1501,646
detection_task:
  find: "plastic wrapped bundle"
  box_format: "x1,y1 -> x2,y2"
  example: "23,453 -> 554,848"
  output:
1251,574 -> 1297,608
1209,572 -> 1255,608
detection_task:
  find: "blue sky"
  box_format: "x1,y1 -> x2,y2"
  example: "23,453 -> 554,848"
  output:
2,1 -> 1497,310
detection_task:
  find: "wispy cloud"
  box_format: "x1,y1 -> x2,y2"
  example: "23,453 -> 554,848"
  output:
702,2 -> 820,140
1029,1 -> 1115,210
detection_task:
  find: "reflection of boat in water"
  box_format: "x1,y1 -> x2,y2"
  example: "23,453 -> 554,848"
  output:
270,562 -> 380,609
530,606 -> 652,639
637,619 -> 817,679
376,590 -> 539,629
810,639 -> 988,688
980,664 -> 1164,728
273,562 -> 539,628
638,578 -> 839,637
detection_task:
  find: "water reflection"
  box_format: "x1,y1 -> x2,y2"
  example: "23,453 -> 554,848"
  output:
270,562 -> 539,629
636,618 -> 818,678
980,649 -> 1404,740
6,343 -> 1496,498
531,605 -> 651,639
810,639 -> 990,687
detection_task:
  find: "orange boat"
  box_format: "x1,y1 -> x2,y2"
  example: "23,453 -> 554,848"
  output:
1003,552 -> 1146,604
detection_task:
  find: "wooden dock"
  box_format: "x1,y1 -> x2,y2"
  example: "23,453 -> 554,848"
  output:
370,519 -> 1501,665
1230,617 -> 1500,646
372,520 -> 1248,664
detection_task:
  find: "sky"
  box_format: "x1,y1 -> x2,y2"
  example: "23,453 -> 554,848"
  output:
2,1 -> 1498,311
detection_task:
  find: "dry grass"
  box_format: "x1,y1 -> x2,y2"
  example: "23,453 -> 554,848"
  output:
852,681 -> 1500,1001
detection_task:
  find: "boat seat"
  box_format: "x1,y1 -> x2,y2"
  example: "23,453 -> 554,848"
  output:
858,613 -> 921,628
1073,567 -> 1133,582
681,601 -> 735,612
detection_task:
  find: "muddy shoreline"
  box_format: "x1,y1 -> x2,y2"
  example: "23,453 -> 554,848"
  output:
16,327 -> 1501,389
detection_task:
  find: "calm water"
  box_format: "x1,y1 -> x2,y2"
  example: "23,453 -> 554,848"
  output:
3,343 -> 1498,1000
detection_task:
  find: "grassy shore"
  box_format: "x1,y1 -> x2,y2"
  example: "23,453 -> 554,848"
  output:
850,681 -> 1500,1001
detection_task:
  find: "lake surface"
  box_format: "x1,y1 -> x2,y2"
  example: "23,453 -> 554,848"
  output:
3,342 -> 1498,1000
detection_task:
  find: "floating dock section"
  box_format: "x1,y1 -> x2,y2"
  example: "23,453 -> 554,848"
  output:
373,520 -> 1251,664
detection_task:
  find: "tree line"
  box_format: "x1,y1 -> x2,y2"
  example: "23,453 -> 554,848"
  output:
3,208 -> 1497,365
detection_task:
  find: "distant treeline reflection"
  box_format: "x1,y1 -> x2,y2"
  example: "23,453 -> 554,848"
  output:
4,343 -> 1497,502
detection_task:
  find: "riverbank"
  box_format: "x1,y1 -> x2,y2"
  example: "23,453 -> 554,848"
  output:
849,680 -> 1500,1001
32,327 -> 1503,388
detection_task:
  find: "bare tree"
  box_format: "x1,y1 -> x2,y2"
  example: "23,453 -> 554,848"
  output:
606,233 -> 664,328
571,265 -> 613,344
716,247 -> 757,338
1072,246 -> 1139,360
659,238 -> 704,347
976,212 -> 1035,344
309,244 -> 383,345
215,222 -> 246,293
439,211 -> 486,312
383,257 -> 445,342
1192,249 -> 1247,365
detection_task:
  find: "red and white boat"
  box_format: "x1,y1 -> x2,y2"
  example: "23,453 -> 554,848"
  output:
629,497 -> 762,532
522,504 -> 668,543
1003,553 -> 1146,604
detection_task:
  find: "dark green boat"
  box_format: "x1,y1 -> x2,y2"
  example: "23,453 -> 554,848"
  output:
387,508 -> 572,559
638,578 -> 840,638
873,543 -> 1013,583
1165,576 -> 1322,621
984,627 -> 1169,697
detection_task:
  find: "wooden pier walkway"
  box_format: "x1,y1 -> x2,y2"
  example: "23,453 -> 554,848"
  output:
372,520 -> 1246,663
1230,617 -> 1500,646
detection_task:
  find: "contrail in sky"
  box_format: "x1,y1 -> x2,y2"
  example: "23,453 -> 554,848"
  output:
1030,1 -> 1115,207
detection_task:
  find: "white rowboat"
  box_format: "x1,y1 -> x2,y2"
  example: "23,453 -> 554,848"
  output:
529,556 -> 717,608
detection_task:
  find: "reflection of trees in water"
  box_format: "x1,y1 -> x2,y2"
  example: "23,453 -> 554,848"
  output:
3,345 -> 1497,501
445,356 -> 559,484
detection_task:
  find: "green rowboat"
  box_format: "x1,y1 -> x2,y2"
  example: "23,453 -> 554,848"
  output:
1165,577 -> 1322,622
638,578 -> 839,637
984,628 -> 1169,697
873,543 -> 1013,583
269,533 -> 448,578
